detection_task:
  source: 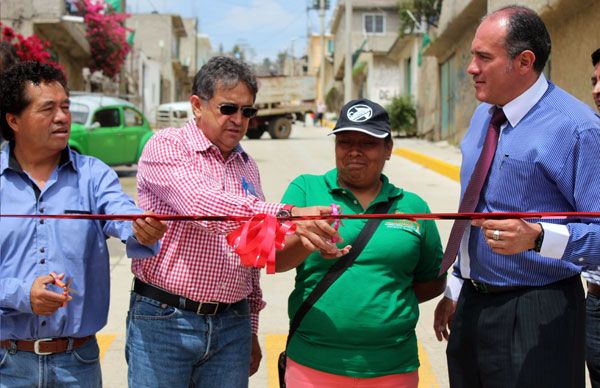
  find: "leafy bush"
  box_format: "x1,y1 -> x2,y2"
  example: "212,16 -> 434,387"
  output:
386,96 -> 417,137
325,86 -> 343,114
77,0 -> 131,79
1,22 -> 59,69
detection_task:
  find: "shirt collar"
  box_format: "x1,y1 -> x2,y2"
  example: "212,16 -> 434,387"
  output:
499,73 -> 548,128
324,168 -> 403,201
1,142 -> 72,175
186,119 -> 249,162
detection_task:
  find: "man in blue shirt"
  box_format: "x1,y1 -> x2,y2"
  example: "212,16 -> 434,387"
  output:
433,6 -> 600,388
584,47 -> 600,388
0,61 -> 167,387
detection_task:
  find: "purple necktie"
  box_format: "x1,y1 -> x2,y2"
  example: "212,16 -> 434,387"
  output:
438,107 -> 507,276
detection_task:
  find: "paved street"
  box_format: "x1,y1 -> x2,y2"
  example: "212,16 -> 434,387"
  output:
101,122 -> 463,387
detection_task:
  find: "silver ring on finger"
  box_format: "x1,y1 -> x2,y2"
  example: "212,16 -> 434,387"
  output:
492,229 -> 501,241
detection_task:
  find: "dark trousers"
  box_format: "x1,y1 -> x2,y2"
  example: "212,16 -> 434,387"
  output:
587,293 -> 600,387
447,276 -> 585,388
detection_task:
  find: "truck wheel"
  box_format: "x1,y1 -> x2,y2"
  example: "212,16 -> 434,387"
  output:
268,117 -> 292,139
246,127 -> 265,139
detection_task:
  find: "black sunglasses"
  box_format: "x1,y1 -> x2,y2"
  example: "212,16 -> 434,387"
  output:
216,103 -> 258,118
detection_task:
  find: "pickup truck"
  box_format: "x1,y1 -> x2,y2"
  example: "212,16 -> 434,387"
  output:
156,75 -> 316,139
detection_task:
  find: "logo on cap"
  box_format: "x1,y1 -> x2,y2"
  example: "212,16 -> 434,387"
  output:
346,104 -> 373,122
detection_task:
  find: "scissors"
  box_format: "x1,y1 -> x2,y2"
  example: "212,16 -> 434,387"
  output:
49,272 -> 78,306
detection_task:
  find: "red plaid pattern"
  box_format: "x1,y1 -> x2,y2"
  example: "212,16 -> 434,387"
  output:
133,120 -> 282,332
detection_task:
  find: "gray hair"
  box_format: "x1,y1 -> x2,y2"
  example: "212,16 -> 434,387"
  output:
191,56 -> 258,102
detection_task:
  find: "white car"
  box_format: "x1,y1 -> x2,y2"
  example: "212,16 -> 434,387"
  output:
156,101 -> 194,129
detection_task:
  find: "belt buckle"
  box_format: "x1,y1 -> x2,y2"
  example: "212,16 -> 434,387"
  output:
34,338 -> 54,355
197,302 -> 219,315
471,280 -> 488,293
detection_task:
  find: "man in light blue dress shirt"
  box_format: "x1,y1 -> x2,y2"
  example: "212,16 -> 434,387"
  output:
0,61 -> 167,387
433,6 -> 600,388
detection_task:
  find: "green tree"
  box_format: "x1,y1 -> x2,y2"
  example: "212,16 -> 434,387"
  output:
398,0 -> 442,36
325,86 -> 343,115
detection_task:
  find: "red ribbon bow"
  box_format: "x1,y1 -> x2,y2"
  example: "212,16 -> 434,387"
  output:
226,214 -> 296,273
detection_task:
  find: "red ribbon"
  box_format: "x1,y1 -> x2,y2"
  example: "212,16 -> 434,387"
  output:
3,211 -> 600,273
2,211 -> 600,222
226,214 -> 296,274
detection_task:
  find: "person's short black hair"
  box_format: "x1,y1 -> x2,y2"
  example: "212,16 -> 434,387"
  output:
0,61 -> 68,141
191,56 -> 258,102
592,48 -> 600,67
0,41 -> 19,73
488,6 -> 551,74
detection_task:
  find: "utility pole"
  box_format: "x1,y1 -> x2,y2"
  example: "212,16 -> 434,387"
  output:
318,0 -> 325,102
344,0 -> 352,102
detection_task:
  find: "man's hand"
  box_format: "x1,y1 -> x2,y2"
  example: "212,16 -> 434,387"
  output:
434,296 -> 457,341
472,219 -> 541,255
291,206 -> 348,257
249,333 -> 262,376
30,274 -> 71,316
133,212 -> 167,246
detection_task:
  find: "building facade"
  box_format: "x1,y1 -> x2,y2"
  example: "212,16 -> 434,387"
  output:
329,0 -> 402,108
424,0 -> 599,142
1,0 -> 91,90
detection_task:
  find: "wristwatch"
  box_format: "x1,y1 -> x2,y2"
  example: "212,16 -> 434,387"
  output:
532,224 -> 545,252
276,204 -> 295,218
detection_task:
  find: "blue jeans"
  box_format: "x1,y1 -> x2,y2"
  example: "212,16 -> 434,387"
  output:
0,336 -> 101,387
587,293 -> 600,388
125,292 -> 252,388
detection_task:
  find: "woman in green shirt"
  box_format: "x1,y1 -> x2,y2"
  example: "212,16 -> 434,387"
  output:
276,99 -> 446,388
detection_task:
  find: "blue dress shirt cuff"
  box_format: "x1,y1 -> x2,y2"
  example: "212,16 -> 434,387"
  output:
538,222 -> 569,259
0,278 -> 35,313
125,236 -> 160,258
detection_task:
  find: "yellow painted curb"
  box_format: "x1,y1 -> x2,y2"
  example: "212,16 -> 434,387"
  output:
265,334 -> 438,387
97,333 -> 117,362
418,342 -> 440,387
394,147 -> 460,182
266,334 -> 287,388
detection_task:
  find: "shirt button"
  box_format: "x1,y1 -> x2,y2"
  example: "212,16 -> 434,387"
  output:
39,219 -> 45,225
353,200 -> 358,204
579,258 -> 585,262
40,259 -> 45,264
40,247 -> 45,253
39,208 -> 45,213
41,321 -> 46,326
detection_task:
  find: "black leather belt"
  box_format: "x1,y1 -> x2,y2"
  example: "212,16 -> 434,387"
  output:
588,282 -> 600,298
470,279 -> 526,293
133,278 -> 239,315
470,275 -> 580,294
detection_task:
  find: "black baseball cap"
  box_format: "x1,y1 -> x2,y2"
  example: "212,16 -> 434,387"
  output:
330,98 -> 391,138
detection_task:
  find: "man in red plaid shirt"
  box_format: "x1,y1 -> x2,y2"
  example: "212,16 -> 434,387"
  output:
125,56 -> 344,388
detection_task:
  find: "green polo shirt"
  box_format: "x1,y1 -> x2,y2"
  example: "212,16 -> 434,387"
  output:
282,168 -> 443,377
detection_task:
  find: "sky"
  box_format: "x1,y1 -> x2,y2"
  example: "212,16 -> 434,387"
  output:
125,0 -> 337,62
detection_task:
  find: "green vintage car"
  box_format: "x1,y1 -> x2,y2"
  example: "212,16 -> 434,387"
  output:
68,94 -> 153,166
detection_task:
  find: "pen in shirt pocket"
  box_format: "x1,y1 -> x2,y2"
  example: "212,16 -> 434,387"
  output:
241,176 -> 249,196
241,177 -> 257,197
